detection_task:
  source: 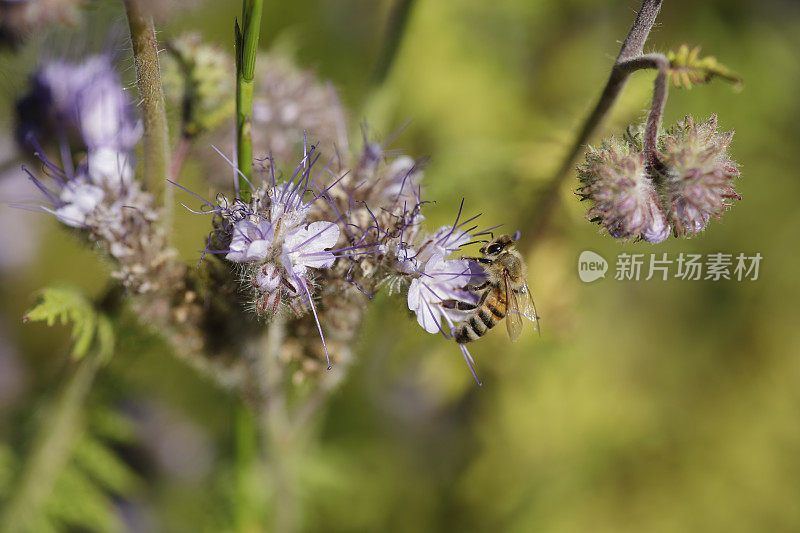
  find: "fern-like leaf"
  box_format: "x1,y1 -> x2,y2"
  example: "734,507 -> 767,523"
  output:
667,44 -> 742,89
2,407 -> 141,532
24,287 -> 114,362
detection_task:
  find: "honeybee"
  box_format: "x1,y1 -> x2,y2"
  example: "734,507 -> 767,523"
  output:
443,233 -> 539,343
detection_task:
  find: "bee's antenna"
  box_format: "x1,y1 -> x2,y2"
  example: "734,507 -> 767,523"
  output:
472,231 -> 494,239
461,239 -> 489,247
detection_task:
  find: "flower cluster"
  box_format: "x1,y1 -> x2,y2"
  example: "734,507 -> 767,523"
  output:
251,55 -> 345,163
578,114 -> 739,241
18,52 -> 511,385
15,56 -> 178,295
177,134 -> 497,380
177,146 -> 369,368
302,137 -> 496,380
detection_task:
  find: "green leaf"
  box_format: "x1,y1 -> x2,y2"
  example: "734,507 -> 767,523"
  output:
89,406 -> 137,443
47,464 -> 121,533
667,44 -> 742,89
73,436 -> 140,495
24,287 -> 115,362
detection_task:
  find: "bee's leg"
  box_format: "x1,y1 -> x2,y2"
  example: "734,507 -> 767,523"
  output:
468,280 -> 491,292
439,299 -> 478,311
461,256 -> 492,264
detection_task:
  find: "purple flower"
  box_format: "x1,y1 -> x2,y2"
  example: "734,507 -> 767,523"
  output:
52,178 -> 104,228
407,252 -> 474,334
16,55 -> 141,153
226,219 -> 275,263
381,155 -> 424,204
176,146 -> 366,369
281,221 -> 341,277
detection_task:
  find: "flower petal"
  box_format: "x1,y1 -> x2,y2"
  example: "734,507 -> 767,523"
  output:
245,239 -> 271,262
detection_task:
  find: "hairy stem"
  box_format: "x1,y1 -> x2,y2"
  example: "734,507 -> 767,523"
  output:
0,352 -> 102,531
523,0 -> 663,247
641,56 -> 669,167
123,0 -> 170,198
289,350 -> 351,440
240,321 -> 298,532
235,0 -> 264,197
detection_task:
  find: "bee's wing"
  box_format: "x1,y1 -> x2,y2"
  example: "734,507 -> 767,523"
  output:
518,281 -> 541,337
504,273 -> 524,342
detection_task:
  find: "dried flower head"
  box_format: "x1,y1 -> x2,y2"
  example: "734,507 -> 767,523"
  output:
578,137 -> 670,243
656,114 -> 740,237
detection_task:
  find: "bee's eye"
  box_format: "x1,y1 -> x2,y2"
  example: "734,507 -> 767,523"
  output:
486,243 -> 504,255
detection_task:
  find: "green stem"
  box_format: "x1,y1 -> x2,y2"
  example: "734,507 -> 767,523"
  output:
0,353 -> 102,532
233,405 -> 260,532
235,0 -> 264,197
371,0 -> 416,87
123,0 -> 170,199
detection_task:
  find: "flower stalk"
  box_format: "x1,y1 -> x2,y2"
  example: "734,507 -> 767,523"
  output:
524,0 -> 664,246
123,0 -> 170,198
235,0 -> 264,197
0,348 -> 103,531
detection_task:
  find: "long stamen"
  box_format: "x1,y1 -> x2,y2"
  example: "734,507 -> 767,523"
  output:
458,344 -> 482,386
295,275 -> 333,370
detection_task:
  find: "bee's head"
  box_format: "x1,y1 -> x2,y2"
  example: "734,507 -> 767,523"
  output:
479,233 -> 516,258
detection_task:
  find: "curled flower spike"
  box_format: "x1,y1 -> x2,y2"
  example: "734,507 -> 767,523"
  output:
300,134 -> 501,382
578,138 -> 670,243
14,55 -> 176,295
657,114 -> 740,237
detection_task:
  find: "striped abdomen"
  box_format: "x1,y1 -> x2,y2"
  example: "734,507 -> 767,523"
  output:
455,290 -> 507,343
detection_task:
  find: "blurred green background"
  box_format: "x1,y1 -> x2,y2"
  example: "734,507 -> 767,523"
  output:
1,0 -> 800,531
